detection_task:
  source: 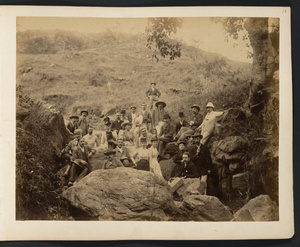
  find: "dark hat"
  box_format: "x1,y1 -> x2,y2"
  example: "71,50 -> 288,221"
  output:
155,100 -> 166,108
104,121 -> 112,126
150,82 -> 156,85
163,113 -> 170,119
70,115 -> 79,119
120,109 -> 126,113
178,112 -> 184,117
80,110 -> 89,115
103,116 -> 110,122
192,133 -> 203,138
104,149 -> 116,155
191,104 -> 200,111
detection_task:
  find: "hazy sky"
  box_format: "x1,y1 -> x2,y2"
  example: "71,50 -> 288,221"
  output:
18,17 -> 253,63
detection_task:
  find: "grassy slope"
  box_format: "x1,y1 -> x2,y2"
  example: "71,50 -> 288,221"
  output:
17,32 -> 252,125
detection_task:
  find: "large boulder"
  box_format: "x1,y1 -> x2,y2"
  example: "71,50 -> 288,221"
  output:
62,167 -> 177,221
234,194 -> 279,221
176,178 -> 206,197
176,195 -> 233,221
232,172 -> 249,192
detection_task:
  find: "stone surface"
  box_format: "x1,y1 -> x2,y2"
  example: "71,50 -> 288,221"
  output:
62,167 -> 177,221
232,172 -> 249,192
160,159 -> 176,181
177,195 -> 233,221
176,178 -> 205,197
234,194 -> 279,221
232,208 -> 254,221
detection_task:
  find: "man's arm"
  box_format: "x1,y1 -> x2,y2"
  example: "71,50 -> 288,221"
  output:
156,89 -> 161,98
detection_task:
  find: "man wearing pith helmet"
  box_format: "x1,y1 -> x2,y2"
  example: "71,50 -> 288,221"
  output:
196,102 -> 224,145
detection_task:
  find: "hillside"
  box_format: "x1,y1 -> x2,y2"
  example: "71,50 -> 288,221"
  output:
17,30 -> 252,124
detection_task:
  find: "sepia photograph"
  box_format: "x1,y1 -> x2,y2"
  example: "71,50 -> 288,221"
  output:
0,6 -> 293,240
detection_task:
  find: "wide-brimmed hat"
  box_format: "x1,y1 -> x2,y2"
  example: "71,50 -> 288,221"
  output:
178,112 -> 184,117
104,149 -> 116,155
80,110 -> 89,115
191,104 -> 200,111
150,82 -> 156,85
151,137 -> 158,142
177,141 -> 186,146
120,109 -> 126,113
192,133 -> 203,139
155,100 -> 166,108
121,120 -> 132,128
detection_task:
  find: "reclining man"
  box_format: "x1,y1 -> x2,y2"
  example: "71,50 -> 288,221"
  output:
115,139 -> 137,167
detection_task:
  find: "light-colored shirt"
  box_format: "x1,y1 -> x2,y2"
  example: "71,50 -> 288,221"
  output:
83,133 -> 99,148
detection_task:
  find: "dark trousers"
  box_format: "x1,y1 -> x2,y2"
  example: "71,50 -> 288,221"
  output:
69,163 -> 89,183
158,136 -> 172,156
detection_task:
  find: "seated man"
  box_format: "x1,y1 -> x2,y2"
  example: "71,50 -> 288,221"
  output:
172,141 -> 186,165
66,115 -> 79,135
158,113 -> 174,157
100,121 -> 118,149
115,139 -> 137,167
68,137 -> 95,186
103,149 -> 124,169
171,152 -> 199,178
175,112 -> 188,135
134,137 -> 150,171
111,112 -> 124,136
60,143 -> 73,178
68,129 -> 83,150
83,126 -> 99,149
175,104 -> 203,142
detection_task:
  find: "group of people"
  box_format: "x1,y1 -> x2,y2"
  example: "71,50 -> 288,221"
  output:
62,82 -> 224,194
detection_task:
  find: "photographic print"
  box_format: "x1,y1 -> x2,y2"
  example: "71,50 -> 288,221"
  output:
1,6 -> 293,240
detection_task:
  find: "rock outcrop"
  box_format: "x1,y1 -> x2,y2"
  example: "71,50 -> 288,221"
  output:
233,194 -> 278,221
62,168 -> 177,221
176,195 -> 233,221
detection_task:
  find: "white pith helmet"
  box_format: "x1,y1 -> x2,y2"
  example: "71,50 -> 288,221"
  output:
206,102 -> 214,109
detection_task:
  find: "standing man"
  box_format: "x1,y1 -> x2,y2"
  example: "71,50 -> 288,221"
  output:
83,126 -> 99,149
146,82 -> 161,110
157,113 -> 174,157
196,102 -> 224,145
120,109 -> 127,121
66,115 -> 79,135
152,100 -> 167,136
140,102 -> 152,131
100,121 -> 118,149
111,112 -> 124,137
127,106 -> 138,128
78,110 -> 89,136
190,133 -> 212,194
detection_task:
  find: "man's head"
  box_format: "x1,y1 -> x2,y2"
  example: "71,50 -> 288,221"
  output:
74,129 -> 83,139
70,115 -> 79,123
191,104 -> 200,115
151,137 -> 158,148
105,149 -> 116,161
155,101 -> 166,109
79,138 -> 85,147
130,106 -> 136,113
182,152 -> 191,163
116,112 -> 121,120
163,113 -> 170,123
88,127 -> 93,135
206,102 -> 214,113
105,122 -> 111,131
178,141 -> 186,151
192,133 -> 203,144
151,82 -> 156,88
80,110 -> 88,118
121,109 -> 126,115
140,137 -> 147,148
117,138 -> 124,148
122,120 -> 132,130
141,102 -> 147,111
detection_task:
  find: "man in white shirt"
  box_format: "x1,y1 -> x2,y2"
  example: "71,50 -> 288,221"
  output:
83,127 -> 99,149
196,102 -> 224,144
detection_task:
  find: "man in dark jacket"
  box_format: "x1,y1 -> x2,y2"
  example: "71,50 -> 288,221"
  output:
175,112 -> 189,135
190,133 -> 212,182
171,152 -> 199,178
111,112 -> 123,135
66,115 -> 79,135
158,113 -> 174,156
140,102 -> 152,131
146,82 -> 161,110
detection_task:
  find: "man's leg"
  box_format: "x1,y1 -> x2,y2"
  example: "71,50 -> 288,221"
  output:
68,163 -> 77,183
75,167 -> 89,182
177,127 -> 192,141
200,131 -> 212,145
122,159 -> 131,167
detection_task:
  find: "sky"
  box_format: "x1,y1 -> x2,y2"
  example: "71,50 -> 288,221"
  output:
17,17 -> 253,63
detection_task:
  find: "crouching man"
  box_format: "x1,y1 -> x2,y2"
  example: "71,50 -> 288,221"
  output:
68,137 -> 95,186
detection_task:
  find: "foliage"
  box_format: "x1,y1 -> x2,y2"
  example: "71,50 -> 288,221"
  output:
146,18 -> 183,61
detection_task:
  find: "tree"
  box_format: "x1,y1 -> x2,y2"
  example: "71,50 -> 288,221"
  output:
146,18 -> 183,61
